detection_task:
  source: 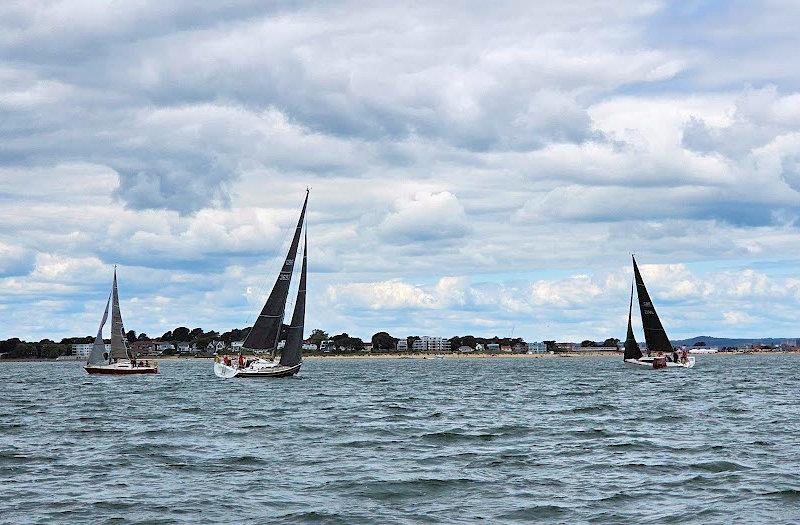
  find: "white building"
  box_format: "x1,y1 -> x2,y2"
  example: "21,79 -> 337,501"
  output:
527,341 -> 547,354
412,336 -> 451,352
231,341 -> 244,352
72,342 -> 110,358
396,339 -> 408,351
320,340 -> 334,352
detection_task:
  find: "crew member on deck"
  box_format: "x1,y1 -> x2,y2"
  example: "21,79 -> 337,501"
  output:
238,353 -> 245,368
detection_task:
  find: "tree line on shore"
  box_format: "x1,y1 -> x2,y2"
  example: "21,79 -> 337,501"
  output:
1,325 -> 622,359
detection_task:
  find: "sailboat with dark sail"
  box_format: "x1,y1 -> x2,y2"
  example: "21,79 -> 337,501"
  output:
84,268 -> 158,375
214,191 -> 308,379
624,255 -> 694,369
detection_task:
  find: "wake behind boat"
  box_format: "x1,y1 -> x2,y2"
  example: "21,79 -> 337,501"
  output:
84,268 -> 158,375
623,255 -> 695,370
214,190 -> 309,379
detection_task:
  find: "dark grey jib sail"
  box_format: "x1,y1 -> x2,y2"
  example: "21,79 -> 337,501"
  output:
243,190 -> 309,356
109,269 -> 130,361
623,282 -> 642,360
632,255 -> 672,354
88,292 -> 111,365
280,232 -> 307,367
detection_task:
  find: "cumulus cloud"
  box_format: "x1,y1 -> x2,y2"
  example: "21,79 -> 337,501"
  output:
5,1 -> 800,339
378,191 -> 470,244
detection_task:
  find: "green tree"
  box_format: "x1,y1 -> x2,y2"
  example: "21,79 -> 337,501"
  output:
308,329 -> 328,350
602,338 -> 620,348
137,333 -> 149,341
543,340 -> 557,352
126,330 -> 136,343
580,340 -> 597,347
693,341 -> 706,347
371,332 -> 396,351
172,327 -> 191,341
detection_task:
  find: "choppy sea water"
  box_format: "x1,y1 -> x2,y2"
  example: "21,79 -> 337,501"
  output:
1,355 -> 799,524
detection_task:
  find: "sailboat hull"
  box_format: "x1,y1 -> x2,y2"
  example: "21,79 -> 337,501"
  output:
235,363 -> 301,378
624,357 -> 695,369
84,363 -> 158,374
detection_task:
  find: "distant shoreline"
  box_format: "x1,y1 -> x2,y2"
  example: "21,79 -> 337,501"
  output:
3,350 -> 799,363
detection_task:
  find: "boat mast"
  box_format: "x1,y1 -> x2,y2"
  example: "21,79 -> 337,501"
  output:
242,190 -> 309,357
632,255 -> 673,355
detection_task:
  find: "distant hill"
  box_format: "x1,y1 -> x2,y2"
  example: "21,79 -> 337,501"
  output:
671,336 -> 798,347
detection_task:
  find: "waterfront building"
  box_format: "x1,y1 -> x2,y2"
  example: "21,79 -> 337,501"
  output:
320,340 -> 334,352
412,336 -> 451,352
72,342 -> 111,358
176,341 -> 198,354
486,343 -> 500,352
396,339 -> 409,351
458,345 -> 474,353
231,341 -> 244,352
527,341 -> 547,353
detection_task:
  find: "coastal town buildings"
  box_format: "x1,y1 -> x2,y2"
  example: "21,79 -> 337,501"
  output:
396,340 -> 408,351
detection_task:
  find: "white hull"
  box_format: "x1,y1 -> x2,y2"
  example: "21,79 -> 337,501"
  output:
624,356 -> 695,369
214,359 -> 300,378
85,361 -> 158,374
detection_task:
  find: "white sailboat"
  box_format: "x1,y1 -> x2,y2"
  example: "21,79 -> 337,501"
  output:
84,268 -> 158,375
214,190 -> 308,379
624,255 -> 695,369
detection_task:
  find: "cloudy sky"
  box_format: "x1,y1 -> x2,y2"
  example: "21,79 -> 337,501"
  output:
3,1 -> 800,342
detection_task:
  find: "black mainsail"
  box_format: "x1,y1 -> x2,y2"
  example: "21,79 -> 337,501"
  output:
632,255 -> 672,354
243,190 -> 309,356
88,292 -> 111,365
623,282 -> 642,360
280,232 -> 307,367
109,268 -> 131,361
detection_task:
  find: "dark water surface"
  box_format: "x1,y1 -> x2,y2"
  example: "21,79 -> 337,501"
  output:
1,356 -> 799,524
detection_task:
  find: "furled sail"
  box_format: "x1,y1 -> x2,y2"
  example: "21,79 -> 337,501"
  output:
243,190 -> 309,355
623,282 -> 642,360
87,292 -> 111,365
109,268 -> 130,361
632,255 -> 672,354
280,233 -> 307,367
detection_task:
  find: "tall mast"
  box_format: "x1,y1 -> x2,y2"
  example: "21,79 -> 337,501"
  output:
243,190 -> 309,356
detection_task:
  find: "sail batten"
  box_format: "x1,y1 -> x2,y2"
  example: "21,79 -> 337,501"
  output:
280,232 -> 307,367
632,256 -> 673,354
243,191 -> 309,353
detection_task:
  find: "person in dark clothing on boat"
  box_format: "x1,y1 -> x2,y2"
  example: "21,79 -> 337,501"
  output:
238,353 -> 245,369
131,358 -> 137,367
